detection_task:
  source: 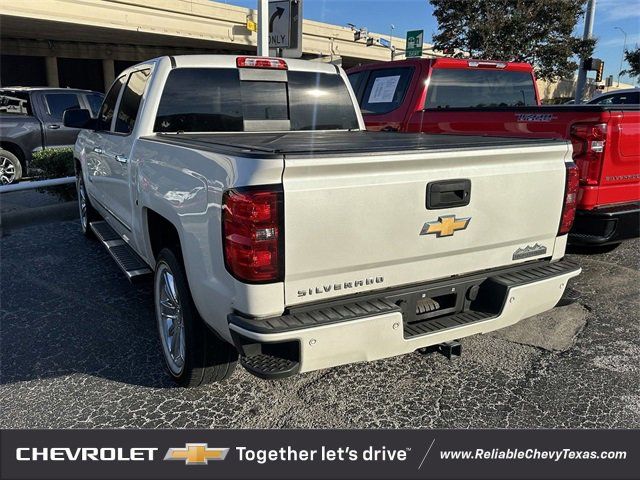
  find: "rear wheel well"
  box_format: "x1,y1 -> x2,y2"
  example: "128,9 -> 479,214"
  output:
0,142 -> 26,168
146,209 -> 181,263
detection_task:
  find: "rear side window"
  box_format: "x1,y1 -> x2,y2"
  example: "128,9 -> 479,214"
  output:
425,68 -> 537,108
96,76 -> 126,131
44,93 -> 80,121
360,67 -> 413,114
0,92 -> 31,115
154,68 -> 359,132
114,69 -> 151,134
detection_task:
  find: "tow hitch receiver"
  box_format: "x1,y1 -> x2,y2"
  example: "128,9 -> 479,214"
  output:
437,340 -> 462,360
417,340 -> 462,360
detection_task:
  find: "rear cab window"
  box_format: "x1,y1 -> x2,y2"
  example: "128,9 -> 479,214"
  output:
359,67 -> 413,114
154,68 -> 359,133
0,91 -> 31,115
425,68 -> 537,108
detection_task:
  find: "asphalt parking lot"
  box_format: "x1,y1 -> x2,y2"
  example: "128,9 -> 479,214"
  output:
1,191 -> 639,429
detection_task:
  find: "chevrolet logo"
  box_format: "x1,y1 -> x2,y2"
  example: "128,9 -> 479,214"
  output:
164,443 -> 229,465
420,215 -> 471,237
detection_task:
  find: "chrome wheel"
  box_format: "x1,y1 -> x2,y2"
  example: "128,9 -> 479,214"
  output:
77,177 -> 88,231
156,262 -> 186,376
0,155 -> 16,185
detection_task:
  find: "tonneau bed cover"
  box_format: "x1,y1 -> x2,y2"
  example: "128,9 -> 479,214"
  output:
145,131 -> 564,158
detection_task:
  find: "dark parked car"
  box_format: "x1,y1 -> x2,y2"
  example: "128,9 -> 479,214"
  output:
0,87 -> 103,184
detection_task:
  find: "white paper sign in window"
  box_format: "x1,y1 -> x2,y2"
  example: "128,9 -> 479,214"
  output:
368,75 -> 401,103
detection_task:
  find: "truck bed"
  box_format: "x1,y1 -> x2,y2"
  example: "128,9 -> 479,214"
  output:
145,131 -> 562,158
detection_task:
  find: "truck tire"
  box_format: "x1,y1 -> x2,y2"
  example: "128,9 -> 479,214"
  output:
76,173 -> 100,237
154,247 -> 238,387
0,149 -> 23,184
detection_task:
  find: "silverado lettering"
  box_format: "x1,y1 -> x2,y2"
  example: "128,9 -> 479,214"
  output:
298,276 -> 385,298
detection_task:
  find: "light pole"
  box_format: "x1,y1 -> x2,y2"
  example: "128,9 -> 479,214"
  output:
389,24 -> 395,60
615,26 -> 627,86
575,0 -> 596,102
257,0 -> 269,56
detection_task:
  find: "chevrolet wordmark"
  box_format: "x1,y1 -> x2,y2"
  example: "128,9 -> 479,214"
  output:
64,55 -> 581,386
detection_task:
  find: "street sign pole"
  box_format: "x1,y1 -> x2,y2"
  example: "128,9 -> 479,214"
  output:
405,30 -> 423,58
257,0 -> 269,56
268,0 -> 303,58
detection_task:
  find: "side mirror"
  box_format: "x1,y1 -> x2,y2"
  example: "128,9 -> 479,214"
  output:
63,108 -> 96,129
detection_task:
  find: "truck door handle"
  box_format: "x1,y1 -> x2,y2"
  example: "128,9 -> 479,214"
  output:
48,124 -> 60,129
93,147 -> 103,154
114,154 -> 128,164
427,179 -> 471,209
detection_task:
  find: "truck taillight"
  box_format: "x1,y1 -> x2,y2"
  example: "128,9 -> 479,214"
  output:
236,57 -> 288,70
222,186 -> 284,284
570,122 -> 607,186
559,164 -> 580,235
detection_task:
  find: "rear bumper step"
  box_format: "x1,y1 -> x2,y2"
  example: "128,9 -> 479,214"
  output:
90,221 -> 152,282
230,258 -> 580,378
570,202 -> 640,245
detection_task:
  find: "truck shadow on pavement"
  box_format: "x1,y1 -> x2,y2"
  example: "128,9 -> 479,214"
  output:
1,219 -> 178,388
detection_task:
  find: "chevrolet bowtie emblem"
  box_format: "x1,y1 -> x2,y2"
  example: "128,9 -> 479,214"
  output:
164,443 -> 229,465
420,215 -> 471,237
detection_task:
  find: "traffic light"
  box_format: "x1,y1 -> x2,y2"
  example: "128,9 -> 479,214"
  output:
366,37 -> 375,47
595,61 -> 604,83
584,58 -> 604,83
354,30 -> 362,42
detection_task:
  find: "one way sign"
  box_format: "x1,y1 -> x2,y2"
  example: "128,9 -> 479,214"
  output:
269,0 -> 291,49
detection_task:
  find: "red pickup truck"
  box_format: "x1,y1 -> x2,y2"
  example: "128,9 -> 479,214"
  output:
347,58 -> 640,247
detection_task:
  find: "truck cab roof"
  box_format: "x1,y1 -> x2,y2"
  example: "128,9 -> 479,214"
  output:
0,86 -> 99,94
123,54 -> 341,76
348,57 -> 534,74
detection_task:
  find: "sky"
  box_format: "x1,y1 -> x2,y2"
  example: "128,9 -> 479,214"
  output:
222,0 -> 640,85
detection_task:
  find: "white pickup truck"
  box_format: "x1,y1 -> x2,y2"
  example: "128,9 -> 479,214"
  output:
65,55 -> 581,387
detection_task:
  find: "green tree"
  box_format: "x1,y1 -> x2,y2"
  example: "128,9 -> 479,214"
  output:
623,47 -> 640,78
429,0 -> 595,80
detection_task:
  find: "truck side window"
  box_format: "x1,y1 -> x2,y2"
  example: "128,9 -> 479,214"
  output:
114,69 -> 151,134
96,76 -> 126,131
360,68 -> 413,115
44,93 -> 81,121
424,69 -> 537,108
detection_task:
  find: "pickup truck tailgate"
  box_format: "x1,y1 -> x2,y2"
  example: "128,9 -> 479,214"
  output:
281,132 -> 570,306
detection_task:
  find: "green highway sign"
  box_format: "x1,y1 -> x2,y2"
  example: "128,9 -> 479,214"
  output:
406,30 -> 423,58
